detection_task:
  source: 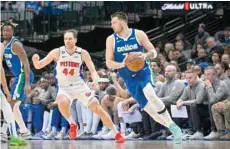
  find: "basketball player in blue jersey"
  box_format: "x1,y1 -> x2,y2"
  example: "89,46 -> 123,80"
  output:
1,22 -> 34,139
106,12 -> 182,144
0,42 -> 27,145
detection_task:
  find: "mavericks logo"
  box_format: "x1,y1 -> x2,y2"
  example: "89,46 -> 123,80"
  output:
117,44 -> 138,52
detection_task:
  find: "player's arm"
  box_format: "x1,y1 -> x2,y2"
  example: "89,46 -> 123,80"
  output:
82,49 -> 99,82
12,41 -> 31,85
0,43 -> 10,99
32,48 -> 59,69
106,35 -> 125,69
136,30 -> 157,60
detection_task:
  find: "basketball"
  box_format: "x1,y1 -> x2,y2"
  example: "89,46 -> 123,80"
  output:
124,53 -> 145,72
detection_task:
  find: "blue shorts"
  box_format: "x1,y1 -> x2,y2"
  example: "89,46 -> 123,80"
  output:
123,68 -> 155,108
11,72 -> 34,101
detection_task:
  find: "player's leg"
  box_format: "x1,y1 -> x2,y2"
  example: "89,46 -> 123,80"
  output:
88,98 -> 125,143
10,77 -> 31,139
142,83 -> 182,144
0,91 -> 27,145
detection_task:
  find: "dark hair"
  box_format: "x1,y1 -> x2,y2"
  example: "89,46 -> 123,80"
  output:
111,12 -> 128,23
216,62 -> 228,71
64,29 -> 78,39
1,21 -> 15,30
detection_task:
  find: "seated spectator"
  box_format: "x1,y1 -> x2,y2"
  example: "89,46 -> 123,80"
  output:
175,40 -> 191,59
185,59 -> 195,71
216,27 -> 230,46
176,33 -> 192,51
191,42 -> 204,59
193,65 -> 205,81
166,50 -> 174,62
211,52 -> 221,66
118,98 -> 143,139
204,66 -> 230,140
221,53 -> 230,64
207,36 -> 225,54
211,97 -> 230,140
177,70 -> 209,140
173,49 -> 187,72
164,42 -> 175,55
195,48 -> 209,64
194,23 -> 210,49
157,65 -> 185,139
215,62 -> 230,90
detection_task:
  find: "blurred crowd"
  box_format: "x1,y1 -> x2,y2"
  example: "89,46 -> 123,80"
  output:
1,23 -> 230,141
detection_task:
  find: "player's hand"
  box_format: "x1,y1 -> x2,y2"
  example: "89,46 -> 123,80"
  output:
176,101 -> 184,110
122,100 -> 130,111
32,54 -> 40,63
91,81 -> 99,91
216,102 -> 224,112
24,83 -> 31,94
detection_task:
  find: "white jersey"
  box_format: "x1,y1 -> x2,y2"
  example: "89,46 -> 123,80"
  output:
55,46 -> 83,87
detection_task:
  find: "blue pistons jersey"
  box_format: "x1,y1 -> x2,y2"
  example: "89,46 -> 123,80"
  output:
4,36 -> 34,100
113,29 -> 154,108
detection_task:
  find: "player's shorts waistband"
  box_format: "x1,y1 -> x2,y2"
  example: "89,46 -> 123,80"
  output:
58,83 -> 80,87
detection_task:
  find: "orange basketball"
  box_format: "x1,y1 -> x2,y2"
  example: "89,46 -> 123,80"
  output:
124,53 -> 145,72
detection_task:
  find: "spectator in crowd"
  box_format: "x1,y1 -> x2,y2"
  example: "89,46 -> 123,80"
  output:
175,41 -> 191,59
173,49 -> 188,72
175,33 -> 192,51
207,36 -> 225,54
177,70 -> 209,140
191,42 -> 204,59
195,23 -> 210,49
164,43 -> 175,55
166,50 -> 174,62
195,48 -> 209,64
185,59 -> 195,71
211,96 -> 230,140
193,65 -> 205,81
204,66 -> 230,140
211,52 -> 221,66
157,65 -> 185,139
215,62 -> 230,90
216,27 -> 230,46
221,53 -> 230,64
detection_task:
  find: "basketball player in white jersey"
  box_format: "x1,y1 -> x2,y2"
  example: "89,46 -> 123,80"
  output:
32,29 -> 124,142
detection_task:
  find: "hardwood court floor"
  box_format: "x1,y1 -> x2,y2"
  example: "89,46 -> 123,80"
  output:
1,140 -> 230,149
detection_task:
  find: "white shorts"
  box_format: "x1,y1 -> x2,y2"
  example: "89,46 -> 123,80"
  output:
57,79 -> 94,106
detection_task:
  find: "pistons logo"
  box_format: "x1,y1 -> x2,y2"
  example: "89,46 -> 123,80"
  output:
85,91 -> 91,97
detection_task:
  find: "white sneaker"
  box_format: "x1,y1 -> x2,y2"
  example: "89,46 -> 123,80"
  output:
204,131 -> 224,140
19,131 -> 32,140
0,123 -> 8,143
189,131 -> 203,140
101,131 -> 114,140
166,134 -> 173,140
124,131 -> 138,140
77,129 -> 85,137
92,128 -> 109,139
43,132 -> 57,140
54,131 -> 65,140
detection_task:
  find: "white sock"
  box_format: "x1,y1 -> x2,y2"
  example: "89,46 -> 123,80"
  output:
27,109 -> 32,132
67,116 -> 76,125
120,122 -> 126,133
81,105 -> 87,132
42,111 -> 50,132
46,110 -> 53,133
86,108 -> 93,133
1,94 -> 18,137
13,101 -> 29,133
108,125 -> 118,136
91,113 -> 100,134
61,127 -> 66,134
51,127 -> 57,134
143,83 -> 173,127
79,122 -> 84,132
